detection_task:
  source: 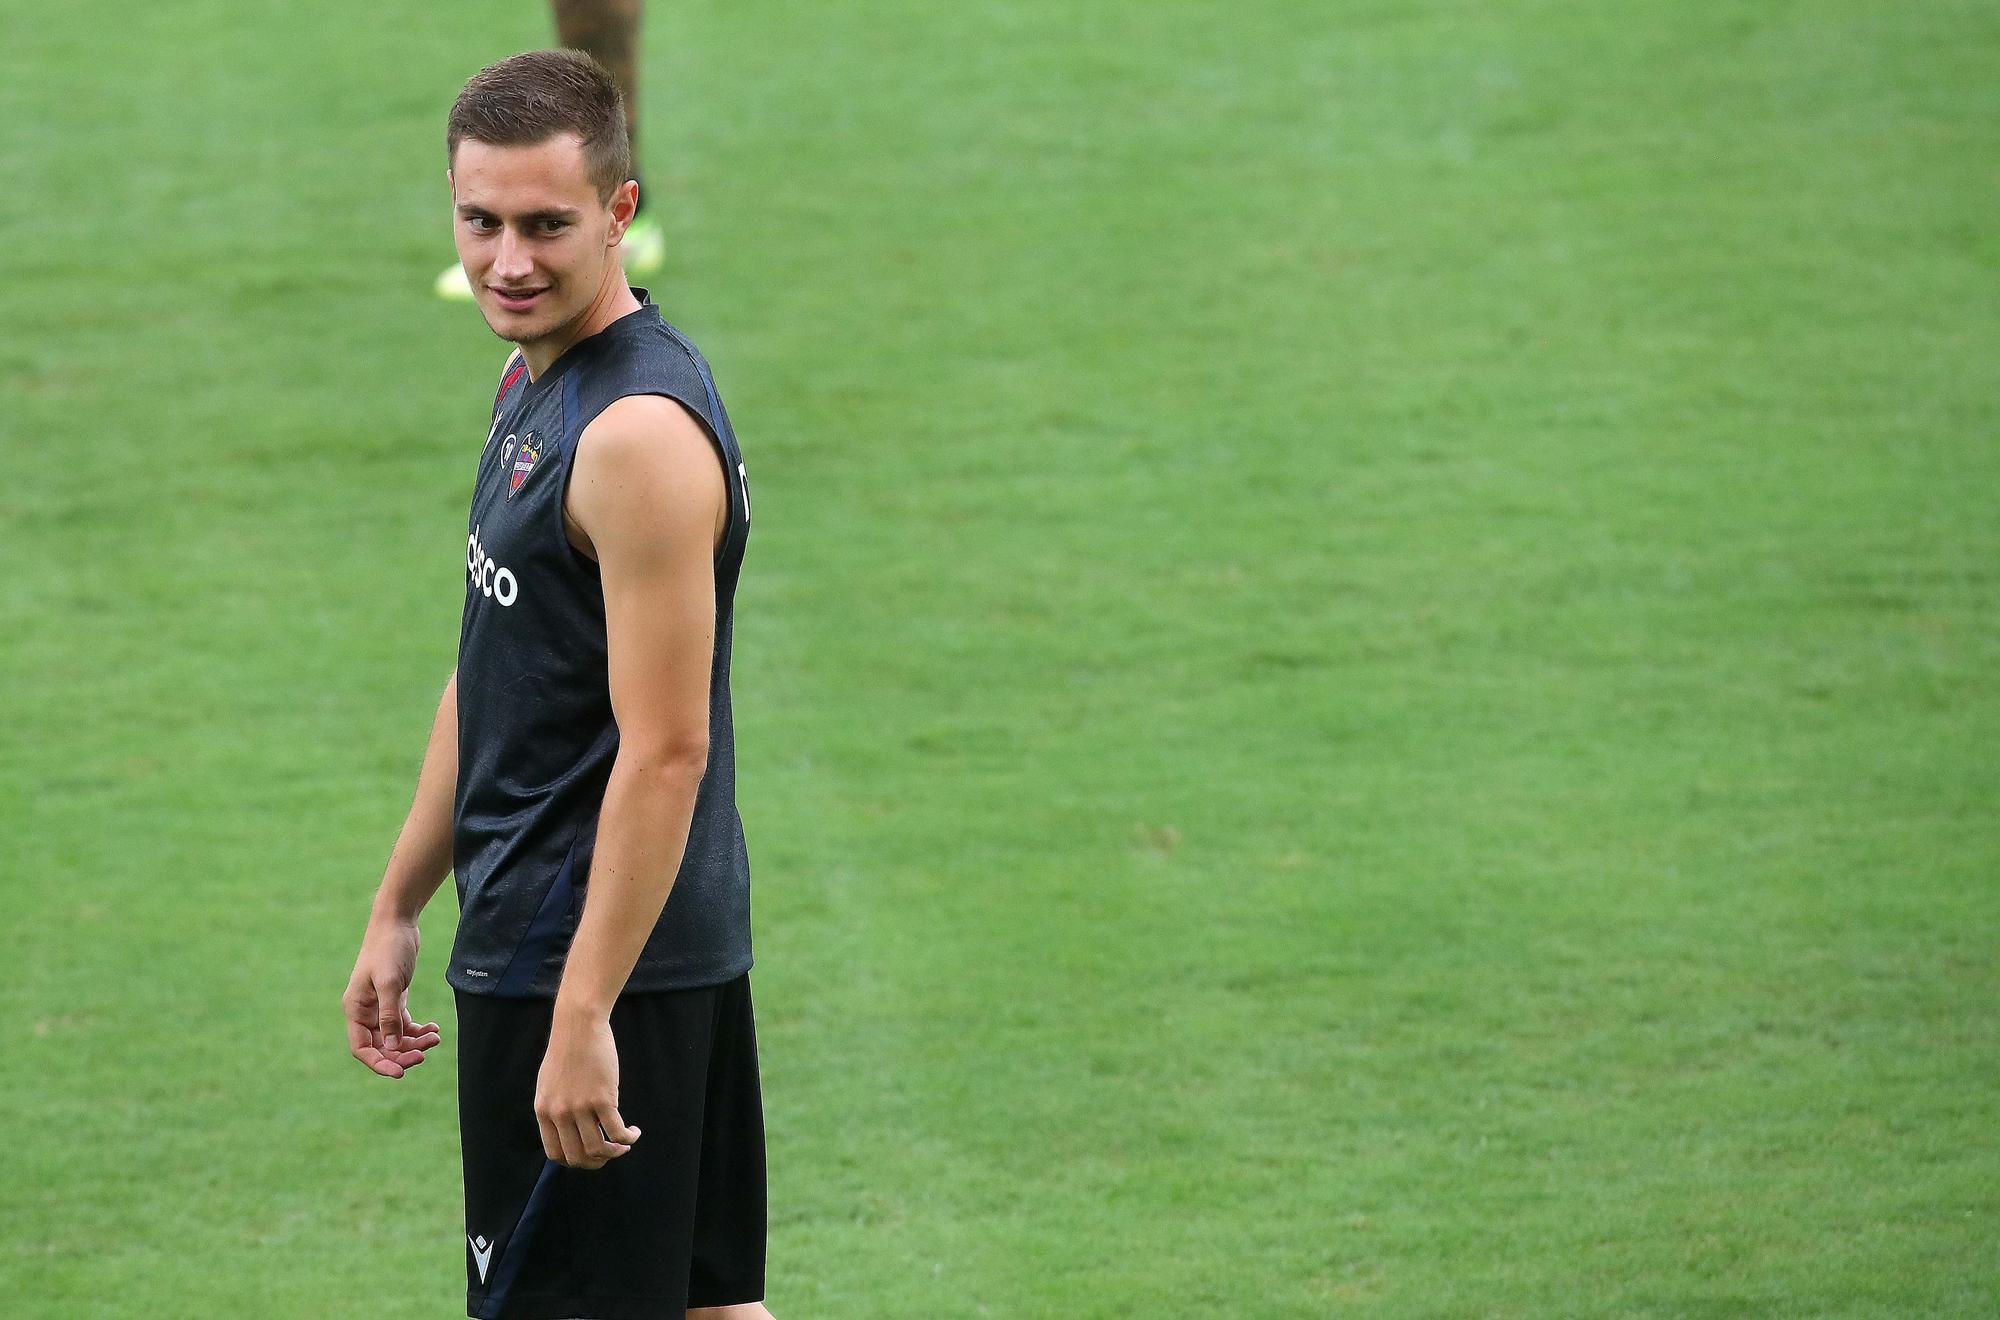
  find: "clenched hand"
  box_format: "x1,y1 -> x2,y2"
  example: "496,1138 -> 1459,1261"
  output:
535,1009 -> 642,1168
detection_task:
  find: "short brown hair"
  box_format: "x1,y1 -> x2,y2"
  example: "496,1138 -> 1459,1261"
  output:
446,49 -> 632,202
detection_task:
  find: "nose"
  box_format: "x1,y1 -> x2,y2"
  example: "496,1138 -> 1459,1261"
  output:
491,227 -> 534,284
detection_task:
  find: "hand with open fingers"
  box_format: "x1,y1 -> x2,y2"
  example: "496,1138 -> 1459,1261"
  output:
535,1011 -> 643,1169
343,917 -> 444,1079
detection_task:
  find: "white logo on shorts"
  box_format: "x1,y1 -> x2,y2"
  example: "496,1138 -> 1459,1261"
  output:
469,1233 -> 494,1283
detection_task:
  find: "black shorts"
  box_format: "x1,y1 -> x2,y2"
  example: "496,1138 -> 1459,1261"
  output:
455,973 -> 766,1319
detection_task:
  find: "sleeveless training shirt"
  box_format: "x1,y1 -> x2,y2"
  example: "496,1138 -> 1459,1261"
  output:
448,289 -> 753,998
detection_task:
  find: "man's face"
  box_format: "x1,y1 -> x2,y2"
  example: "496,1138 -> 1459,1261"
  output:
449,134 -> 633,346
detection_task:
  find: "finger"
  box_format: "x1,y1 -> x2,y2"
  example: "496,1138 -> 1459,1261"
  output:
585,1110 -> 632,1163
556,1115 -> 591,1168
371,1023 -> 435,1068
343,983 -> 381,1053
597,1106 -> 641,1149
375,981 -> 404,1053
362,1045 -> 407,1077
568,1113 -> 611,1168
346,1018 -> 406,1078
390,1026 -> 443,1053
536,1112 -> 565,1164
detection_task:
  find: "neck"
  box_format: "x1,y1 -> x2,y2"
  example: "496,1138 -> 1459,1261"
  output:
522,263 -> 641,378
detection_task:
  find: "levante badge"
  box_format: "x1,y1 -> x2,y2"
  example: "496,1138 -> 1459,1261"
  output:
509,432 -> 543,498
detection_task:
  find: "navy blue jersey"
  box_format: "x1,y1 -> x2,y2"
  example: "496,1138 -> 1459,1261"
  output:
448,290 -> 753,997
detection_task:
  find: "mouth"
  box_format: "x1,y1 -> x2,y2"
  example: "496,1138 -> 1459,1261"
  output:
488,284 -> 550,312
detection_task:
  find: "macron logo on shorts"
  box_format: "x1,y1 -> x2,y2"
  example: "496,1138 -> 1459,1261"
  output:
469,1233 -> 494,1283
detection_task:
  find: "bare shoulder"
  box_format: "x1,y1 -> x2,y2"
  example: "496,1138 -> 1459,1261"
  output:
564,395 -> 727,561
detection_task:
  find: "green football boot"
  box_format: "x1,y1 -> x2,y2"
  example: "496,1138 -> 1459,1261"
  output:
435,259 -> 475,301
622,214 -> 665,278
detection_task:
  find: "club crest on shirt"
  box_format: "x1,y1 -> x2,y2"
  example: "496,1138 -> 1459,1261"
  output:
509,432 -> 543,497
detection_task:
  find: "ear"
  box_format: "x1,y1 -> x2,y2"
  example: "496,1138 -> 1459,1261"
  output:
446,167 -> 456,201
608,180 -> 639,244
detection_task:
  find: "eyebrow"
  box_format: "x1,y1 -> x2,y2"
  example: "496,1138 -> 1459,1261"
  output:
455,205 -> 584,223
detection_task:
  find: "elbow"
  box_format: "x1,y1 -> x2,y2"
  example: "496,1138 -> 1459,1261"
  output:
618,738 -> 710,780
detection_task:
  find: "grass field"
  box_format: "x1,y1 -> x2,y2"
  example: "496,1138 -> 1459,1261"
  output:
3,1 -> 1997,1315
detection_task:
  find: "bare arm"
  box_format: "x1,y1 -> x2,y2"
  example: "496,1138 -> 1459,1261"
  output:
371,670 -> 460,923
529,394 -> 725,1169
343,670 -> 457,1078
555,395 -> 725,1022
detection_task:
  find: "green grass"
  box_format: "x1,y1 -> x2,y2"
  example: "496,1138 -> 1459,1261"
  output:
3,1 -> 1997,1315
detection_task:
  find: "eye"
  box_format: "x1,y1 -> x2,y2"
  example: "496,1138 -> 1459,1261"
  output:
466,215 -> 498,234
538,218 -> 568,234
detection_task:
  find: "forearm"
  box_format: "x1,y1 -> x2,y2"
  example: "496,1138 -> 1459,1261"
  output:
370,672 -> 459,925
554,750 -> 705,1020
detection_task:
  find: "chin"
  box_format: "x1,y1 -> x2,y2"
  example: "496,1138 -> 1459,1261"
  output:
480,306 -> 556,345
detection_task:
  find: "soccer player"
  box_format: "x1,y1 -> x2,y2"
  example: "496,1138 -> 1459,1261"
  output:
436,1 -> 664,298
345,48 -> 771,1319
